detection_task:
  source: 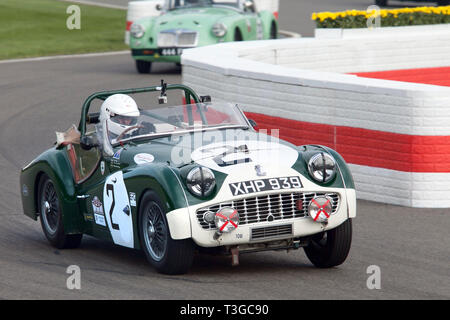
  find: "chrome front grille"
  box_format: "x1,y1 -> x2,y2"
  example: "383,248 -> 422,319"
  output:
196,192 -> 340,230
177,32 -> 197,46
157,32 -> 176,47
157,30 -> 198,47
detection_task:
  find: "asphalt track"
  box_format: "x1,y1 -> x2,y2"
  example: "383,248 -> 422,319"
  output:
0,0 -> 449,300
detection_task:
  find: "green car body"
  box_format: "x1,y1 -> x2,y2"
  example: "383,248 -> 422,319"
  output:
20,83 -> 356,274
129,0 -> 278,73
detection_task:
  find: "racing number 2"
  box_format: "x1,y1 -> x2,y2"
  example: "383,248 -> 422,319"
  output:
211,145 -> 252,167
106,184 -> 120,230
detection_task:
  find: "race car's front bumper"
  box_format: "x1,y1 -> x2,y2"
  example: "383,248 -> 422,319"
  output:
166,188 -> 356,248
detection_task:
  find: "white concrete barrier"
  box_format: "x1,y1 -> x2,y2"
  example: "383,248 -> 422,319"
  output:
125,0 -> 164,44
181,24 -> 450,208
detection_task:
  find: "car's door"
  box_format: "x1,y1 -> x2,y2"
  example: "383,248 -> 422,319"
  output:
65,139 -> 113,241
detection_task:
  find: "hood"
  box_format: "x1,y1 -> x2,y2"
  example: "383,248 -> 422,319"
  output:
116,129 -> 301,173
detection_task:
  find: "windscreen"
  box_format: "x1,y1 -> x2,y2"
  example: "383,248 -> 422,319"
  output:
103,102 -> 249,145
167,0 -> 240,10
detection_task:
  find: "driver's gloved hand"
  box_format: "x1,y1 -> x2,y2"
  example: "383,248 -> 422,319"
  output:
138,121 -> 156,135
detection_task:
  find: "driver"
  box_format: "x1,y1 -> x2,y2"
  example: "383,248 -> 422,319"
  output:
100,94 -> 141,141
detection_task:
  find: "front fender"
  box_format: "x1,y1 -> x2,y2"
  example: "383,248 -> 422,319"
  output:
122,164 -> 191,244
258,10 -> 277,38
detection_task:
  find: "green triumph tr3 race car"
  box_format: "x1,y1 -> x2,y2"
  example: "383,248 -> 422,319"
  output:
129,0 -> 278,73
20,82 -> 356,275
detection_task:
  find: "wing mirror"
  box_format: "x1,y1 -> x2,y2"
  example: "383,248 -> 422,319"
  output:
80,136 -> 99,150
156,3 -> 162,11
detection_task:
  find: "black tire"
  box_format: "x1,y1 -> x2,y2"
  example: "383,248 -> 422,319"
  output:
38,174 -> 82,249
136,60 -> 152,74
234,29 -> 243,41
375,0 -> 387,6
304,219 -> 352,268
270,22 -> 277,39
138,191 -> 195,275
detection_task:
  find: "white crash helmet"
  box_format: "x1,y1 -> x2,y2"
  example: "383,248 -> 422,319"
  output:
100,94 -> 140,137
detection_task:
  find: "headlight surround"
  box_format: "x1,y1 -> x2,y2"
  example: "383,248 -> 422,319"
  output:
130,23 -> 145,38
186,167 -> 216,197
212,23 -> 227,37
308,152 -> 337,183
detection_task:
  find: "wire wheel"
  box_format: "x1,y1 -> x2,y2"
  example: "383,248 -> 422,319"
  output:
142,201 -> 168,262
40,179 -> 59,236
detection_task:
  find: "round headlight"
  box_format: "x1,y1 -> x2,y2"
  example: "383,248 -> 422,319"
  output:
130,23 -> 145,38
186,167 -> 216,197
214,207 -> 239,233
308,152 -> 336,183
212,23 -> 227,37
308,196 -> 333,223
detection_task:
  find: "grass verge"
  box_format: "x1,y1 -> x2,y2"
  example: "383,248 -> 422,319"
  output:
0,0 -> 128,60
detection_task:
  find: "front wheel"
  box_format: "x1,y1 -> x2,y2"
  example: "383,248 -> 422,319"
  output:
138,191 -> 195,275
304,219 -> 352,268
270,22 -> 277,39
136,60 -> 152,74
38,174 -> 82,249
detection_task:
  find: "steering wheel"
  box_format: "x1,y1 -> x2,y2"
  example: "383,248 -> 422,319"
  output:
116,125 -> 144,146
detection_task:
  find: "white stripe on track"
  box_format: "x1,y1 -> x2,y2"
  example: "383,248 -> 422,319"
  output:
0,51 -> 130,65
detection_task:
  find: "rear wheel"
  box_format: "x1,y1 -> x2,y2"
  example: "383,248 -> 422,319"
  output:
138,191 -> 195,275
304,219 -> 352,268
38,174 -> 82,249
136,60 -> 152,74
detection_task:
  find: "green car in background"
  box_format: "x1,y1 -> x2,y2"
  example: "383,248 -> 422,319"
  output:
129,0 -> 278,73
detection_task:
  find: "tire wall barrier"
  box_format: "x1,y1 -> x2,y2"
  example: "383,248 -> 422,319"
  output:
181,24 -> 450,208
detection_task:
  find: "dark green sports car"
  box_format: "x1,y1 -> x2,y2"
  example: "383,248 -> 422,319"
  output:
20,82 -> 356,274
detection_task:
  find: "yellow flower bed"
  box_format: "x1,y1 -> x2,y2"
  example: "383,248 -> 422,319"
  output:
312,6 -> 450,28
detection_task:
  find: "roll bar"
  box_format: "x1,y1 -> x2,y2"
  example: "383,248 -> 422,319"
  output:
78,82 -> 202,136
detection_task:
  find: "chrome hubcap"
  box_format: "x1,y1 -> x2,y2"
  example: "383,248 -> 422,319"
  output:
44,201 -> 51,215
147,221 -> 155,240
41,180 -> 59,235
